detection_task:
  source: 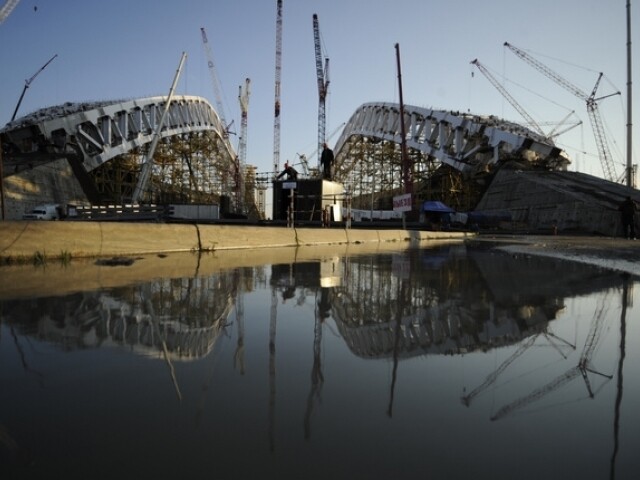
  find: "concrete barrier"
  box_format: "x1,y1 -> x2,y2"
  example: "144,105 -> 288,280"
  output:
0,220 -> 473,261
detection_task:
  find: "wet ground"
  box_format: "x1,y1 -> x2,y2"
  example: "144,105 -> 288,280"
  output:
471,234 -> 640,276
1,237 -> 639,479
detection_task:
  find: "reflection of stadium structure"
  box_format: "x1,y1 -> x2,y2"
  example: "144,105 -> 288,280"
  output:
2,272 -> 243,360
325,246 -> 624,359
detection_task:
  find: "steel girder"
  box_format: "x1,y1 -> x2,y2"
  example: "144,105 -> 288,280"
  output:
1,95 -> 236,173
333,102 -> 567,179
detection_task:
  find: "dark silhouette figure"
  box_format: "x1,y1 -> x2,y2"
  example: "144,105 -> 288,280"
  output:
276,161 -> 298,181
618,196 -> 638,239
320,143 -> 334,180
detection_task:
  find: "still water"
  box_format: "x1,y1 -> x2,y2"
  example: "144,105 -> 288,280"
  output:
1,243 -> 639,479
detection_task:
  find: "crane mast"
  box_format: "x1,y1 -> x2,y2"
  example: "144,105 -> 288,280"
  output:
0,0 -> 21,24
237,78 -> 251,212
313,13 -> 330,167
11,53 -> 58,122
200,27 -> 230,136
132,52 -> 187,204
471,58 -> 546,138
273,0 -> 283,177
504,42 -> 619,182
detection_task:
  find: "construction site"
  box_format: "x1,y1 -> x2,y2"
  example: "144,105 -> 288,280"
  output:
0,1 -> 638,236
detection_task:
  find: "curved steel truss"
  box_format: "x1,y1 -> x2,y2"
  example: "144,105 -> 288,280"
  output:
334,102 -> 568,180
2,95 -> 235,172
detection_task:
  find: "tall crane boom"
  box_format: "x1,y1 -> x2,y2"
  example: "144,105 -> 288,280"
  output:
0,0 -> 21,24
200,27 -> 230,136
237,78 -> 251,212
313,13 -> 330,166
11,53 -> 58,122
504,42 -> 619,182
238,78 -> 251,169
132,52 -> 187,204
471,58 -> 546,138
273,0 -> 283,177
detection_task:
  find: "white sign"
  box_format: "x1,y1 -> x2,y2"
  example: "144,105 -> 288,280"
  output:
393,193 -> 412,212
282,182 -> 297,190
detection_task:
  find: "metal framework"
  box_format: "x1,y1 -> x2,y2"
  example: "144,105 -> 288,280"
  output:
313,13 -> 329,165
1,95 -> 239,204
504,42 -> 619,182
332,102 -> 567,205
272,0 -> 283,177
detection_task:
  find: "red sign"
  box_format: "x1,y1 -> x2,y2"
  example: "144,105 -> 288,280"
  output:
393,193 -> 412,212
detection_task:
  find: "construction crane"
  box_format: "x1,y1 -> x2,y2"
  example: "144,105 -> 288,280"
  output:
295,122 -> 344,176
132,52 -> 187,204
471,58 -> 546,139
237,78 -> 251,212
313,13 -> 330,167
504,42 -> 620,182
11,54 -> 58,122
0,0 -> 21,24
200,27 -> 231,136
272,0 -> 283,178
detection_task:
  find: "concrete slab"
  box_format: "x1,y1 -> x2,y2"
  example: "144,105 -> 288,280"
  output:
0,221 -> 472,262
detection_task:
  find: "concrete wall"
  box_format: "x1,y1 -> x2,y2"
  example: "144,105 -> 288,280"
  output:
0,221 -> 472,261
3,158 -> 87,220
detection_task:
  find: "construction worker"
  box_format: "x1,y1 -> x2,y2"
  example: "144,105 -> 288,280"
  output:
618,196 -> 638,239
277,161 -> 298,181
320,143 -> 334,180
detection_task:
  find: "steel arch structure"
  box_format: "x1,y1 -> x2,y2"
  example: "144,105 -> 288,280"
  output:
333,102 -> 568,181
1,95 -> 236,174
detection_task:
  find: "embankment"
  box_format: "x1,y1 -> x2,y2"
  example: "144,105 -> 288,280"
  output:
0,221 -> 473,261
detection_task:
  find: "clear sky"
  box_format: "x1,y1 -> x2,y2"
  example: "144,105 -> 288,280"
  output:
1,0 -> 638,182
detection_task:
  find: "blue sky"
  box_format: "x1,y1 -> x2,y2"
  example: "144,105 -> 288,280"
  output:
1,0 -> 637,181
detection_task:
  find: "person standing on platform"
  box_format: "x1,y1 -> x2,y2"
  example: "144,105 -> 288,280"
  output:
618,196 -> 638,239
320,143 -> 334,181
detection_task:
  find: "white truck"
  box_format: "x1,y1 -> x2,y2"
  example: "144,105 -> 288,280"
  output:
22,204 -> 62,220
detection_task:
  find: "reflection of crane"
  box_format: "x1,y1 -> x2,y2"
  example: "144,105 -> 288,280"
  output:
462,335 -> 538,407
272,0 -> 283,177
490,296 -> 613,421
471,58 -> 546,138
504,42 -> 620,182
11,54 -> 58,122
313,13 -> 330,166
303,293 -> 324,439
268,284 -> 278,452
200,27 -> 231,136
233,270 -> 246,375
462,331 -> 576,407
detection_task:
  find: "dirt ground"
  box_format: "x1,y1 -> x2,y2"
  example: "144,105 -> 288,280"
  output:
469,234 -> 640,277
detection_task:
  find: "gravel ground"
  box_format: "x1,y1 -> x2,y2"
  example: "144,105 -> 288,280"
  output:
469,234 -> 640,277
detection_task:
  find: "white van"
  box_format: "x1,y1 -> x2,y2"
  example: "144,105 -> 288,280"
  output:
22,204 -> 61,220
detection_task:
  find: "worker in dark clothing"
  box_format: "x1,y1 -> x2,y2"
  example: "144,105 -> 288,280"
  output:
320,143 -> 334,180
618,196 -> 638,239
277,161 -> 298,181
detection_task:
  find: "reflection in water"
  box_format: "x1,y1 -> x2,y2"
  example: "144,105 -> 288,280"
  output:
489,290 -> 613,421
1,244 -> 638,479
610,273 -> 630,479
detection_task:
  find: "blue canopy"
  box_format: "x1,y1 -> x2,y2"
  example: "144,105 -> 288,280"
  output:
422,201 -> 454,213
